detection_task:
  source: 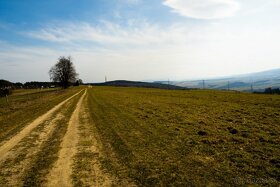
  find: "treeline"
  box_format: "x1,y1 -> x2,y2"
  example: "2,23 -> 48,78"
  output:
0,79 -> 84,89
0,79 -> 84,97
0,80 -> 60,89
23,82 -> 60,89
0,80 -> 60,97
264,87 -> 280,94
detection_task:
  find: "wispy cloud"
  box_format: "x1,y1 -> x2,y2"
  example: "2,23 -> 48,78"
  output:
163,0 -> 240,19
24,21 -> 200,48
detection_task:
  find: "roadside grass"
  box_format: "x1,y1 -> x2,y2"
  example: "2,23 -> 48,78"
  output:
12,88 -> 58,96
87,86 -> 280,186
21,91 -> 82,186
0,87 -> 82,144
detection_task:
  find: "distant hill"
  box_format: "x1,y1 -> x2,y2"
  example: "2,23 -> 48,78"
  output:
91,80 -> 187,90
172,68 -> 280,92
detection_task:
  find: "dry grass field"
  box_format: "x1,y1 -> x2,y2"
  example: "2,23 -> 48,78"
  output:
86,87 -> 280,186
0,86 -> 279,186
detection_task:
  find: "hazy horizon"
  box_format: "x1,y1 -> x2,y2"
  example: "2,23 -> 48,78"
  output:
1,0 -> 280,83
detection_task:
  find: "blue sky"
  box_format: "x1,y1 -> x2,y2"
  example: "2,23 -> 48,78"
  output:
1,0 -> 280,82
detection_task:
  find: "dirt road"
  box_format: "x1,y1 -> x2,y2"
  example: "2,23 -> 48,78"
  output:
0,89 -> 122,186
0,90 -> 83,162
46,90 -> 86,186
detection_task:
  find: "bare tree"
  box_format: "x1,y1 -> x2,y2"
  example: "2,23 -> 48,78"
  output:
49,56 -> 78,88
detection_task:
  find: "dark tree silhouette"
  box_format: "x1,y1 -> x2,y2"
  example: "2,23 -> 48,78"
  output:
49,56 -> 78,88
74,79 -> 83,86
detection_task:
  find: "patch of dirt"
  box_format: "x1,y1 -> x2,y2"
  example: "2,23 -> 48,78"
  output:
0,90 -> 83,163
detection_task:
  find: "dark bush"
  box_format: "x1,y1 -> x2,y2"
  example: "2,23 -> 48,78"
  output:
0,88 -> 12,97
264,87 -> 280,94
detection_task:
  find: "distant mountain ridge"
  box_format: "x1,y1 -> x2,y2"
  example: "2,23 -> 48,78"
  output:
171,68 -> 280,92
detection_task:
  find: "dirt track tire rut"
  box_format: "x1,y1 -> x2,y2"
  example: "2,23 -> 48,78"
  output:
46,90 -> 87,187
0,90 -> 83,162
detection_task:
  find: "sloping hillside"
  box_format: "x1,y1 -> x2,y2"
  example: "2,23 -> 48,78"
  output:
173,69 -> 280,91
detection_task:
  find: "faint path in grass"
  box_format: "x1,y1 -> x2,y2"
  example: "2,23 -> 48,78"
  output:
46,90 -> 86,187
0,90 -> 83,162
83,88 -> 137,186
72,92 -> 130,187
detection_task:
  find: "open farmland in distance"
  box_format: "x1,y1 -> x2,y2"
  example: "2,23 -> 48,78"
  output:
0,86 -> 279,186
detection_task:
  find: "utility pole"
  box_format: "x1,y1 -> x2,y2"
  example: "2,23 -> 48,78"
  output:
105,76 -> 107,83
228,81 -> 230,91
168,79 -> 170,89
251,82 -> 254,93
202,80 -> 205,89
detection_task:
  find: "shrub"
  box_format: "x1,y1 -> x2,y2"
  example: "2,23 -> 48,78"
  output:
0,88 -> 12,97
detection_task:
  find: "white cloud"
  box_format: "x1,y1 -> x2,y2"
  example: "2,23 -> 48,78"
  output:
163,0 -> 240,19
